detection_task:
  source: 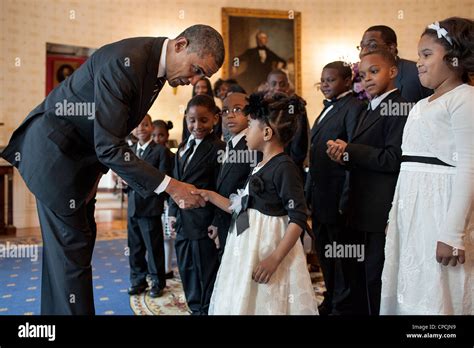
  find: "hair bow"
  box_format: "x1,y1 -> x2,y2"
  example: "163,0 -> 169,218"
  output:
427,21 -> 453,46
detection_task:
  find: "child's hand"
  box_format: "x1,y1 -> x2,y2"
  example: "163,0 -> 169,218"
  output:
208,225 -> 220,249
326,139 -> 347,164
168,216 -> 177,233
252,254 -> 280,284
191,189 -> 213,202
436,241 -> 465,266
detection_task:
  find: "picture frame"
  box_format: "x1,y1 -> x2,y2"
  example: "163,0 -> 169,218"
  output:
221,7 -> 302,94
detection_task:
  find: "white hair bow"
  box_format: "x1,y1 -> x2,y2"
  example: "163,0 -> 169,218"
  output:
427,21 -> 453,45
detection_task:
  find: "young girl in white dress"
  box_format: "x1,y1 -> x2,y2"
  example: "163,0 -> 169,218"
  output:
381,17 -> 474,315
194,93 -> 319,315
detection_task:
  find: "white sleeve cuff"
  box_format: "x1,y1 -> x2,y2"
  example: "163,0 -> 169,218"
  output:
154,175 -> 171,195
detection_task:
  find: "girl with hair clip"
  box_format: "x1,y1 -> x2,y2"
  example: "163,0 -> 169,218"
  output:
193,93 -> 319,315
381,17 -> 474,315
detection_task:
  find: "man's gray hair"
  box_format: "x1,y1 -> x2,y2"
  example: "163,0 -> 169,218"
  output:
175,24 -> 225,68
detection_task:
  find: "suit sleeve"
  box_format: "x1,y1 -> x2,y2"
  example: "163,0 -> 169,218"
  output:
93,59 -> 165,197
345,116 -> 407,173
286,110 -> 309,168
273,160 -> 309,231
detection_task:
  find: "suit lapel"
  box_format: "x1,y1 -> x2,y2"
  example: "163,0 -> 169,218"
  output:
217,136 -> 246,188
311,95 -> 351,143
181,135 -> 213,179
141,141 -> 155,160
353,91 -> 400,140
139,37 -> 167,118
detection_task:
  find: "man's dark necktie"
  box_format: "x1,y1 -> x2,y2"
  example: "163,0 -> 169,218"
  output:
179,139 -> 196,176
137,148 -> 144,159
149,77 -> 166,108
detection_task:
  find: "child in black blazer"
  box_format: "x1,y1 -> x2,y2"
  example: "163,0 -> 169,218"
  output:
327,50 -> 410,315
306,61 -> 365,315
208,92 -> 261,260
168,95 -> 225,315
127,114 -> 172,298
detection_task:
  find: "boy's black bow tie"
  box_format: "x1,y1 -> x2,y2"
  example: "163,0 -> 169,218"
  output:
323,98 -> 338,108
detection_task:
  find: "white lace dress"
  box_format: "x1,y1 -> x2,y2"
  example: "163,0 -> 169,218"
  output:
209,162 -> 319,315
380,84 -> 474,315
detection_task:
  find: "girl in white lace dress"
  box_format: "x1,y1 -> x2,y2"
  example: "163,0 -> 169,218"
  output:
381,17 -> 474,315
194,93 -> 318,315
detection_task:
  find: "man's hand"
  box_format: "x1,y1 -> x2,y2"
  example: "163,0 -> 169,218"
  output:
436,241 -> 465,266
208,225 -> 220,249
165,178 -> 206,209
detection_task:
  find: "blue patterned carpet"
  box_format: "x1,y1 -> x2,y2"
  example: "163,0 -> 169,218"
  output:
0,239 -> 133,315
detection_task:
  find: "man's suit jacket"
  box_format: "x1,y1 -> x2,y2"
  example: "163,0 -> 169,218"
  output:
1,37 -> 168,215
211,135 -> 260,244
127,141 -> 172,217
306,93 -> 365,224
344,90 -> 409,233
168,133 -> 225,240
396,58 -> 432,103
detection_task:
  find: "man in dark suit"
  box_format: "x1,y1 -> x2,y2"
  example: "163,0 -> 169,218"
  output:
0,24 -> 224,315
327,51 -> 410,315
126,114 -> 172,298
233,30 -> 286,93
358,25 -> 432,102
306,61 -> 365,315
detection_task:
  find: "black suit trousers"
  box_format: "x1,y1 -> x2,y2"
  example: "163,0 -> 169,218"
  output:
127,215 -> 166,289
175,231 -> 218,315
341,228 -> 386,315
36,198 -> 97,315
313,217 -> 351,314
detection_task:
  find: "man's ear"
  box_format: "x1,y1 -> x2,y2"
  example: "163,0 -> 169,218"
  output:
174,37 -> 189,53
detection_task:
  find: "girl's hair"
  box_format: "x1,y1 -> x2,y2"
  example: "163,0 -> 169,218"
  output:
422,17 -> 474,83
152,119 -> 173,131
192,77 -> 214,98
185,94 -> 218,114
244,92 -> 306,146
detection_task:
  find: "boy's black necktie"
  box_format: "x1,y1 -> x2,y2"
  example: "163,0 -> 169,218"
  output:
179,139 -> 196,175
355,104 -> 372,134
137,148 -> 144,159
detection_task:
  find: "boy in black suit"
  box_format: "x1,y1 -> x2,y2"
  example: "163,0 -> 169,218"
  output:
168,95 -> 225,315
306,61 -> 365,315
327,50 -> 410,315
127,114 -> 172,298
208,92 -> 259,260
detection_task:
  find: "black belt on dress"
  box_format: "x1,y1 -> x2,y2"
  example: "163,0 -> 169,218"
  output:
401,155 -> 455,167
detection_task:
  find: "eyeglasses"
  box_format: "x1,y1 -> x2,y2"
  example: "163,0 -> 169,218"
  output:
221,107 -> 244,117
356,41 -> 387,51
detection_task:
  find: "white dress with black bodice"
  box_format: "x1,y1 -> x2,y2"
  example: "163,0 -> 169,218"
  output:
209,153 -> 319,315
381,84 -> 474,315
